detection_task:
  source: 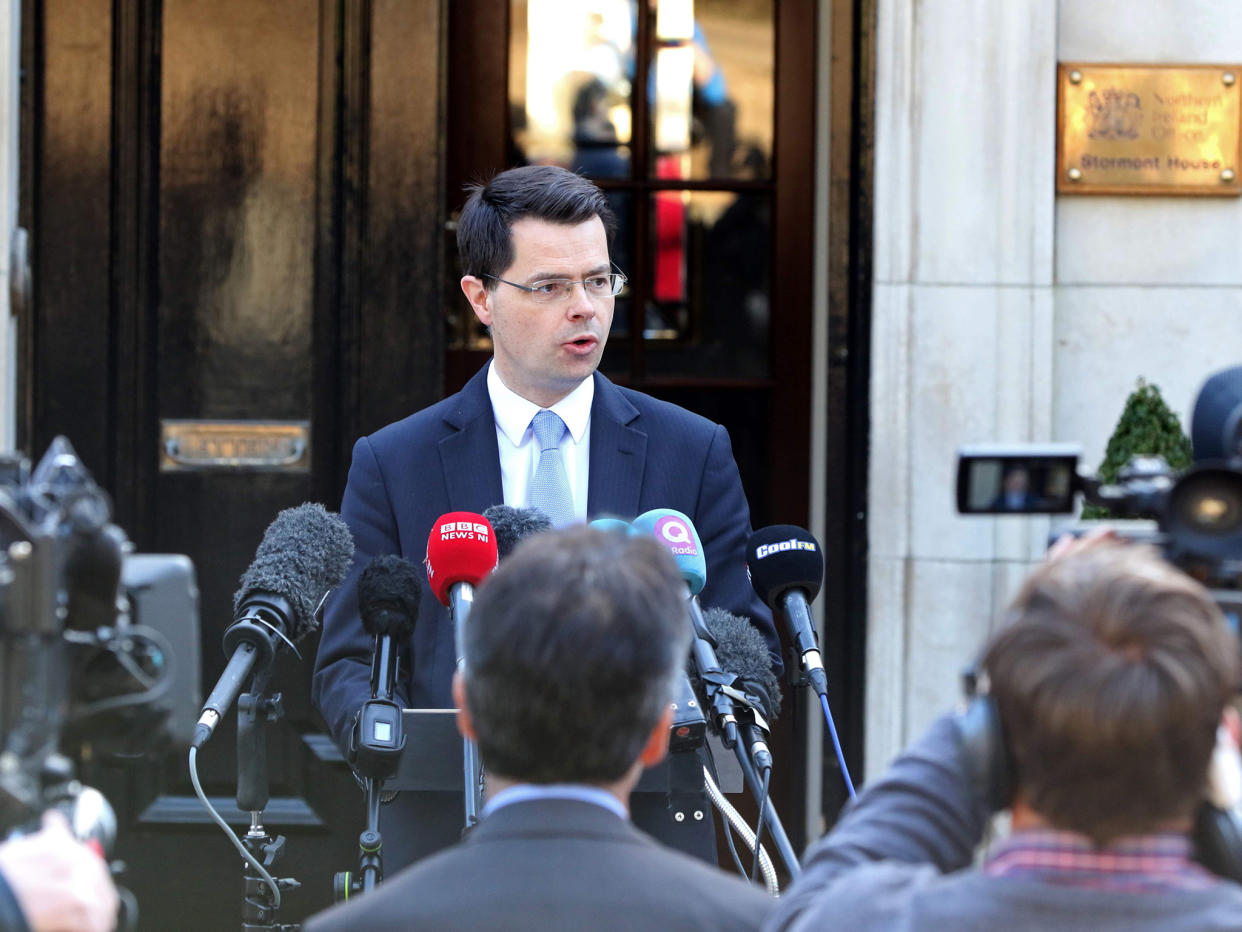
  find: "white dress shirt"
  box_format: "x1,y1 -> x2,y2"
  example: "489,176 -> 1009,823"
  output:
487,362 -> 593,523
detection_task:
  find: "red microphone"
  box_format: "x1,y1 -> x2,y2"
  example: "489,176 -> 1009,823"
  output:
424,512 -> 497,666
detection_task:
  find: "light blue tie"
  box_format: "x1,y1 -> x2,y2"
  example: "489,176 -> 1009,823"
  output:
528,410 -> 575,527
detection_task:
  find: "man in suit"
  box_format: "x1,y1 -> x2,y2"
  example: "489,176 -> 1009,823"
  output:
306,525 -> 774,931
312,164 -> 778,865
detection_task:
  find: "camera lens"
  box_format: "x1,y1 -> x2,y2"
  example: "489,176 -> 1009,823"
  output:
1184,484 -> 1242,533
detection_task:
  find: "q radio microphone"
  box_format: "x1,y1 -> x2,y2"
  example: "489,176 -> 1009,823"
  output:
747,526 -> 828,698
632,508 -> 734,737
424,513 -> 497,666
483,505 -> 552,560
193,503 -> 354,748
350,555 -> 421,779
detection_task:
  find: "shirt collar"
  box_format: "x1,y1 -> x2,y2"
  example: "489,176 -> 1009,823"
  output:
487,362 -> 594,447
983,828 -> 1217,892
482,783 -> 627,821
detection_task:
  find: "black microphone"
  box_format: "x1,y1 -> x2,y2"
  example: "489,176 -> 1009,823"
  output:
482,505 -> 552,560
704,607 -> 782,774
350,555 -> 420,779
747,526 -> 828,698
193,503 -> 354,748
1191,365 -> 1242,462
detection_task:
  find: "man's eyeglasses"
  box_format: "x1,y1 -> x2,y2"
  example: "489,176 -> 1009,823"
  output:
482,272 -> 627,304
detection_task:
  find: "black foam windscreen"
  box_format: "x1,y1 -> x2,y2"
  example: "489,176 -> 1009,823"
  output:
703,606 -> 782,722
483,504 -> 553,560
1192,365 -> 1242,462
746,525 -> 824,609
233,503 -> 355,641
358,554 -> 422,640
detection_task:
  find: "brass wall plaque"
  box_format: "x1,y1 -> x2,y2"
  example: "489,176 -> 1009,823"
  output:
1057,63 -> 1241,195
160,420 -> 310,472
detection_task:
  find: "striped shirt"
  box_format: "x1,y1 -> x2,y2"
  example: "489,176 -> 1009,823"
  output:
983,829 -> 1219,893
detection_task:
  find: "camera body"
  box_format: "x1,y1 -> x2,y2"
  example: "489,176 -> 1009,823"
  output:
0,437 -> 200,836
957,443 -> 1242,594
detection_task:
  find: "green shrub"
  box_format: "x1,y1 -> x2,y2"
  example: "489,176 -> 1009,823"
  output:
1080,378 -> 1191,520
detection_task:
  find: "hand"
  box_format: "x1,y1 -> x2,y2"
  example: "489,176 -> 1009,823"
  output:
0,810 -> 119,932
1045,527 -> 1118,563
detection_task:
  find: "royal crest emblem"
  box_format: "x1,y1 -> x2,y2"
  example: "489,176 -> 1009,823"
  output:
1087,88 -> 1143,140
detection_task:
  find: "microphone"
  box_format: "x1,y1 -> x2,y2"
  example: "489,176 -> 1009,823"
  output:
704,607 -> 782,774
588,516 -> 633,534
482,505 -> 552,560
424,512 -> 497,666
193,503 -> 354,748
350,555 -> 421,779
746,525 -> 828,698
632,509 -> 736,737
1191,365 -> 1242,462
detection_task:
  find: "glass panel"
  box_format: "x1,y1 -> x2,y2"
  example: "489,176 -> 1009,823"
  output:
509,0 -> 637,177
645,190 -> 770,379
649,0 -> 774,181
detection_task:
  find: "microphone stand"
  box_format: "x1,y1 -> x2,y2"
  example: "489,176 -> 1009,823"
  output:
450,588 -> 485,832
235,664 -> 301,932
719,716 -> 801,880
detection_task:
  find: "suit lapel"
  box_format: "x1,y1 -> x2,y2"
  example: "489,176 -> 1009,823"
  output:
439,366 -> 505,513
587,373 -> 646,520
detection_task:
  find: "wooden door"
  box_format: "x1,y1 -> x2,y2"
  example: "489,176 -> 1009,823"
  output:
21,1 -> 444,927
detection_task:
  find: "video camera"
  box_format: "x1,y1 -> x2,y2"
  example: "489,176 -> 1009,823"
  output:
0,436 -> 200,838
956,365 -> 1242,605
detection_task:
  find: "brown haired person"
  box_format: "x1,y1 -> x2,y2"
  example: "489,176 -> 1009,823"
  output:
768,539 -> 1242,931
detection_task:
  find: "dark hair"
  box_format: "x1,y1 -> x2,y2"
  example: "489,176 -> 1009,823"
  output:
456,165 -> 617,283
985,543 -> 1240,844
463,525 -> 688,784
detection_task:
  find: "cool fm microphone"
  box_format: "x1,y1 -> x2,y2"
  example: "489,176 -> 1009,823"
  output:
193,503 -> 354,748
746,525 -> 828,698
350,555 -> 421,779
424,512 -> 498,667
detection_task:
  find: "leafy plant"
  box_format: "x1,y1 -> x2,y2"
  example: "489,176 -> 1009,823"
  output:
1081,378 -> 1191,520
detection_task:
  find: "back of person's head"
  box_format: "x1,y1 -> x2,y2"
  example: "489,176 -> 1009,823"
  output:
985,542 -> 1240,844
463,525 -> 689,784
456,165 -> 617,282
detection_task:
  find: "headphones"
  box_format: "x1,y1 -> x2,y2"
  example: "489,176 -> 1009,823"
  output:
953,664 -> 1242,883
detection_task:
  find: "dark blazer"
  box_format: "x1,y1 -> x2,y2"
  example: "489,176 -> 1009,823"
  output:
304,798 -> 775,931
312,365 -> 779,753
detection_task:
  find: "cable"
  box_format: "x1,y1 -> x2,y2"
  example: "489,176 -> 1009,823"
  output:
750,768 -> 771,885
820,692 -> 857,799
702,766 -> 779,894
63,625 -> 176,722
188,747 -> 281,909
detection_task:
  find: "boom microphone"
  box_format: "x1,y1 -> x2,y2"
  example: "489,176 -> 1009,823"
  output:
483,505 -> 552,560
193,503 -> 354,748
704,607 -> 782,722
747,526 -> 828,698
705,607 -> 782,774
351,555 -> 421,778
424,513 -> 497,666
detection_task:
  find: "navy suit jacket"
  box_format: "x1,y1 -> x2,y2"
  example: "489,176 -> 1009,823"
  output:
312,365 -> 779,753
303,798 -> 775,931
